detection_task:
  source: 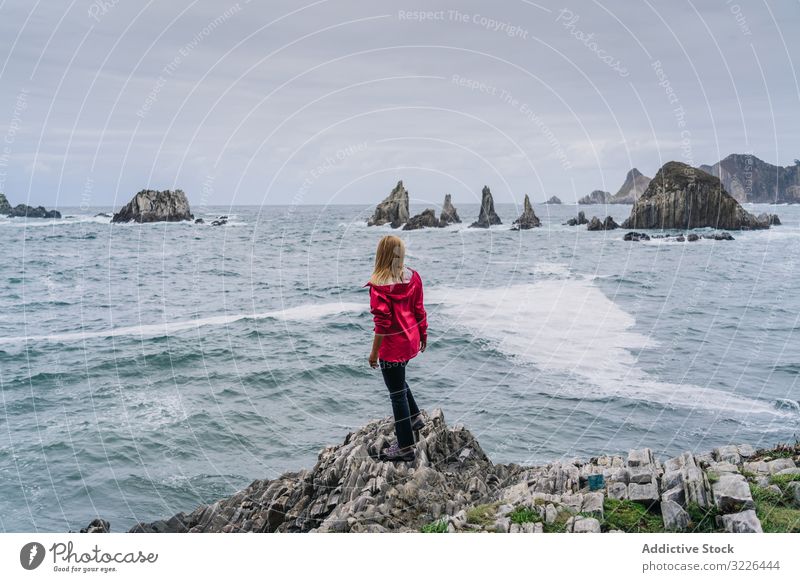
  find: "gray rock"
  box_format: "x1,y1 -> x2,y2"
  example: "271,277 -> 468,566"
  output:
621,162 -> 769,230
438,194 -> 461,226
628,482 -> 659,507
708,461 -> 740,474
661,485 -> 686,506
609,168 -> 652,204
403,208 -> 439,230
788,482 -> 800,507
767,458 -> 797,474
712,473 -> 755,513
564,211 -> 589,226
469,186 -> 502,228
511,194 -> 540,229
713,445 -> 741,465
719,510 -> 763,533
737,444 -> 756,459
743,460 -> 770,475
661,500 -> 690,531
766,485 -> 783,496
623,231 -> 651,241
629,468 -> 655,484
545,503 -> 558,524
586,216 -> 620,231
578,190 -> 610,205
494,517 -> 510,533
567,516 -> 601,533
627,449 -> 654,467
545,196 -> 562,204
581,492 -> 604,517
5,203 -> 62,218
607,482 -> 628,500
112,189 -> 193,223
775,467 -> 800,477
79,518 -> 111,533
367,181 -> 410,228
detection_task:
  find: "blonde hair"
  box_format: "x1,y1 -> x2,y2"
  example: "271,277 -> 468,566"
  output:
370,235 -> 406,285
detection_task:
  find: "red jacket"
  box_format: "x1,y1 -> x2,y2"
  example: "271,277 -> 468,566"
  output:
365,268 -> 428,362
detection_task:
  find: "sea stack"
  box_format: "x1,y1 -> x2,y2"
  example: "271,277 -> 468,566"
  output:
578,190 -> 610,204
403,209 -> 439,230
586,216 -> 620,230
545,195 -> 562,204
469,186 -> 502,228
367,181 -> 410,228
112,189 -> 193,223
609,168 -> 651,204
438,194 -> 461,226
0,193 -> 10,214
621,162 -> 771,230
511,195 -> 541,229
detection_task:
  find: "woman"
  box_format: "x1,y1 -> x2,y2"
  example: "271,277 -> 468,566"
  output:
365,235 -> 428,462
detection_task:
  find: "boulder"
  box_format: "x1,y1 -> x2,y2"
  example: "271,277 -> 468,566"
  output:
112,189 -> 193,223
438,194 -> 461,226
587,216 -> 620,231
367,181 -> 410,228
719,510 -> 763,533
79,518 -> 111,533
6,203 -> 61,218
623,231 -> 651,241
469,186 -> 502,228
403,208 -> 439,230
621,162 -> 769,230
628,482 -> 659,507
578,190 -> 610,205
511,194 -> 540,229
545,196 -> 562,204
767,458 -> 796,474
757,213 -> 781,226
712,473 -> 754,513
661,500 -> 690,531
687,233 -> 699,242
705,232 -> 735,241
195,218 -> 205,224
567,516 -> 601,533
564,211 -> 589,226
609,168 -> 652,204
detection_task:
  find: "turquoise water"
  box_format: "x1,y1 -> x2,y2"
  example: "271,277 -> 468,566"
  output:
1,203 -> 798,532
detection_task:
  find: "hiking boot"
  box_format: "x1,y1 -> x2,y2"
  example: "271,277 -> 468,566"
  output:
381,442 -> 416,462
411,414 -> 425,432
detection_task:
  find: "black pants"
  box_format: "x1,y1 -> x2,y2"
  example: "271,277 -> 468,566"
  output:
379,359 -> 421,449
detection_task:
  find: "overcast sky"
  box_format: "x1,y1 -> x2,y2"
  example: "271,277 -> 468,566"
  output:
0,0 -> 798,209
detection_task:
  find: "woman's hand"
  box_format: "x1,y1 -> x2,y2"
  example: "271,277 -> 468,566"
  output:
420,337 -> 427,353
369,350 -> 379,369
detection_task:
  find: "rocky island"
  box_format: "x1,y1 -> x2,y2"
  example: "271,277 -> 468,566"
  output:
622,162 -> 773,230
367,181 -> 410,228
578,190 -> 610,205
403,208 -> 439,230
78,410 -> 800,534
469,186 -> 502,228
112,189 -> 193,223
511,194 -> 540,229
439,194 -> 461,226
545,195 -> 562,205
608,168 -> 652,204
0,192 -> 61,218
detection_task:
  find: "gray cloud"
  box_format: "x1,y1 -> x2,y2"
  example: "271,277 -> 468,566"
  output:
0,0 -> 797,208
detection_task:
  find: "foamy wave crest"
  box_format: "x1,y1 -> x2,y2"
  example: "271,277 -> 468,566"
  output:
428,277 -> 785,417
0,302 -> 366,345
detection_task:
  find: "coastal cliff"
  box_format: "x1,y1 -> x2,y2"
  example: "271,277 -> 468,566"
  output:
699,154 -> 800,203
81,410 -> 799,534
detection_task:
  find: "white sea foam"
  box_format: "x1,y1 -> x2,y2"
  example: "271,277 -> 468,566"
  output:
427,276 -> 784,416
0,302 -> 366,345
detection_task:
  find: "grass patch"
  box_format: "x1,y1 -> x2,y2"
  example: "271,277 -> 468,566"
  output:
750,483 -> 800,533
509,506 -> 542,525
685,503 -> 721,533
769,473 -> 800,487
466,502 -> 499,527
542,510 -> 572,533
602,499 -> 664,533
420,518 -> 448,533
706,471 -> 720,484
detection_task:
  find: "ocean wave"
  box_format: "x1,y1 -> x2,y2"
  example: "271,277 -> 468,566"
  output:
0,301 -> 367,345
427,278 -> 789,418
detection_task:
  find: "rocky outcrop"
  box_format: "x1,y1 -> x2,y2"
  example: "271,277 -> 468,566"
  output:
367,181 -> 410,228
699,154 -> 800,203
469,186 -> 502,228
578,190 -> 610,205
564,211 -> 589,226
624,232 -> 651,242
0,193 -> 61,218
438,194 -> 461,226
6,204 -> 61,218
757,213 -> 781,226
79,411 -> 798,534
511,195 -> 540,230
621,162 -> 770,231
586,216 -> 619,231
112,189 -> 193,223
609,168 -> 652,204
403,209 -> 439,230
545,196 -> 562,205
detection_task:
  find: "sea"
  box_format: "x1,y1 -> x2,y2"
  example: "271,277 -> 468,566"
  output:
1,202 -> 798,532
